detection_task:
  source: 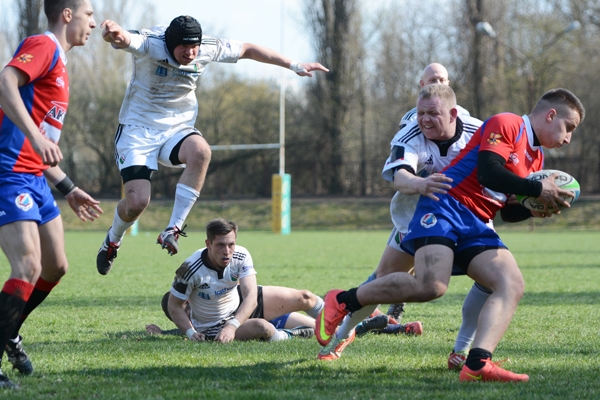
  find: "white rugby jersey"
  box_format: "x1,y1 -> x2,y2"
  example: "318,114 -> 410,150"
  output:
118,26 -> 243,130
382,114 -> 482,232
399,104 -> 471,129
170,245 -> 257,330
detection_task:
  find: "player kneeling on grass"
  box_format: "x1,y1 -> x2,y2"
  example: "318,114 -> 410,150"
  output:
146,218 -> 323,343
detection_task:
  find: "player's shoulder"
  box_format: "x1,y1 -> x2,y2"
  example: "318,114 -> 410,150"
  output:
392,120 -> 423,146
458,114 -> 483,132
232,245 -> 251,262
174,249 -> 205,282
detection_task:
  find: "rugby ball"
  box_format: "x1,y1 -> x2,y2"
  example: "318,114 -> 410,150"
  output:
515,169 -> 580,212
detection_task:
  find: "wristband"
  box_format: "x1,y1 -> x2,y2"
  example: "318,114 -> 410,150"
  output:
226,318 -> 241,329
186,328 -> 197,339
289,62 -> 306,74
54,174 -> 78,196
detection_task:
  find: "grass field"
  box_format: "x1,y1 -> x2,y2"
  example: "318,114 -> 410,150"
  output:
1,229 -> 599,399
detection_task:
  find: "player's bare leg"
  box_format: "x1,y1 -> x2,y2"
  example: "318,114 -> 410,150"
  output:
6,217 -> 68,375
261,286 -> 323,320
97,179 -> 151,274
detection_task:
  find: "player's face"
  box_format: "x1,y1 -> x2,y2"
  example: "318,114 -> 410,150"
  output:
540,109 -> 580,149
173,44 -> 200,65
66,0 -> 96,47
205,232 -> 237,268
421,71 -> 449,86
417,96 -> 457,140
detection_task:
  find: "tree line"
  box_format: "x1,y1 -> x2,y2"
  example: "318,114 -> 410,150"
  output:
1,0 -> 599,199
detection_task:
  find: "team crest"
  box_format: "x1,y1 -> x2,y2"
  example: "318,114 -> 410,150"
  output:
487,132 -> 502,145
15,193 -> 33,211
420,213 -> 437,228
230,273 -> 238,282
119,154 -> 126,164
17,53 -> 33,63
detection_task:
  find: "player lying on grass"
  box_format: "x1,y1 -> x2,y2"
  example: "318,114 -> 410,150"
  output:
146,291 -> 315,340
317,87 -> 584,382
146,218 -> 324,343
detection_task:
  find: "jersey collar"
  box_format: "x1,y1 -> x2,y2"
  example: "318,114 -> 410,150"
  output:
44,31 -> 67,66
522,114 -> 540,150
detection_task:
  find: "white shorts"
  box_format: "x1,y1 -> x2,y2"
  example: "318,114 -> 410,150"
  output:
114,124 -> 202,171
386,226 -> 407,253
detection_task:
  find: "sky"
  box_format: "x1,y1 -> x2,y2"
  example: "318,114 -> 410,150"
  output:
144,0 -> 313,82
0,0 -> 314,83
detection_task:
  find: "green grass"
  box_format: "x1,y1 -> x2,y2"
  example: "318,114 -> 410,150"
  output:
1,230 -> 599,399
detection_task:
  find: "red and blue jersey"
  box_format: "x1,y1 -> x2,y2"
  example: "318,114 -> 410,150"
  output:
0,32 -> 69,176
442,113 -> 544,221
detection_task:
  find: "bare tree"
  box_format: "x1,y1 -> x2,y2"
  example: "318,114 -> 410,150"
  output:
304,0 -> 359,194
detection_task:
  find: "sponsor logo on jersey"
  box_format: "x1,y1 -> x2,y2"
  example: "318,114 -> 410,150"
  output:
0,210 -> 6,218
487,132 -> 502,145
56,76 -> 65,88
508,152 -> 519,165
524,149 -> 533,162
424,155 -> 433,166
420,213 -> 437,228
15,193 -> 33,212
17,53 -> 33,63
214,285 -> 235,296
199,283 -> 210,289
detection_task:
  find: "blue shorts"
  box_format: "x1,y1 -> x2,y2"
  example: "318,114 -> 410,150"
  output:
269,313 -> 291,329
401,194 -> 506,270
0,172 -> 60,227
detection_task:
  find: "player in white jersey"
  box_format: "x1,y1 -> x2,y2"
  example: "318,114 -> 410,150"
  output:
317,84 -> 492,364
398,63 -> 470,130
96,16 -> 329,275
148,218 -> 324,343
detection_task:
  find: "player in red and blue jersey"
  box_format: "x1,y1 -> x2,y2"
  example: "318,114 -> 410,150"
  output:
0,0 -> 100,390
316,88 -> 584,383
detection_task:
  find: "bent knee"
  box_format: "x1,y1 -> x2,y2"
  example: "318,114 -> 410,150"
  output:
416,282 -> 448,301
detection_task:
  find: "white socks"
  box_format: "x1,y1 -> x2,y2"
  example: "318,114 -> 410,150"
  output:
268,329 -> 290,342
168,183 -> 199,229
336,304 -> 378,339
453,282 -> 492,352
109,207 -> 135,243
306,296 -> 324,319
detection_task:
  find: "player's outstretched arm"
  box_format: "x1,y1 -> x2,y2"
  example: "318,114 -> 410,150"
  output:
239,43 -> 328,77
167,293 -> 205,342
44,167 -> 103,222
100,20 -> 131,48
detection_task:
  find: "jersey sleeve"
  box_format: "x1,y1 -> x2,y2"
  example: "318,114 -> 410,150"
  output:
235,247 -> 257,279
478,114 -> 519,160
7,36 -> 55,83
382,126 -> 421,182
122,29 -> 152,56
170,252 -> 202,301
203,36 -> 243,63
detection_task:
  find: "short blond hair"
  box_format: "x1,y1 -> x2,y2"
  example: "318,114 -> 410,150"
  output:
418,84 -> 456,109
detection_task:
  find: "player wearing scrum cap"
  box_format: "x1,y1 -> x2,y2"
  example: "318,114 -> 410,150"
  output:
97,16 -> 329,275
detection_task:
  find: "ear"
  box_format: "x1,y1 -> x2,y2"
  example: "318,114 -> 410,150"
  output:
419,79 -> 425,88
449,106 -> 458,121
546,109 -> 557,122
63,7 -> 73,23
205,239 -> 210,247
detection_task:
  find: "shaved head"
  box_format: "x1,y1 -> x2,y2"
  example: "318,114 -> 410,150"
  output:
420,63 -> 449,88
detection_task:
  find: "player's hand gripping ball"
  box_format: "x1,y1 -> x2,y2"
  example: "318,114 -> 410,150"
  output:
516,169 -> 580,212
